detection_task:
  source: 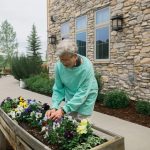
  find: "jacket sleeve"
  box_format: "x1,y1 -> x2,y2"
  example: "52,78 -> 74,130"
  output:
51,64 -> 65,109
62,68 -> 96,113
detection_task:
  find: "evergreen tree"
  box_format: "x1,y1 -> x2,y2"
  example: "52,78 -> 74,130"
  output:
26,24 -> 42,74
0,20 -> 18,69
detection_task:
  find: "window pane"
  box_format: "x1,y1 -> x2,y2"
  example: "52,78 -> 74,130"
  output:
96,26 -> 109,59
61,22 -> 69,37
96,7 -> 109,24
76,16 -> 87,30
76,32 -> 86,56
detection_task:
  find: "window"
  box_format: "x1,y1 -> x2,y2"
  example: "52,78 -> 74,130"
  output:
61,22 -> 70,39
95,7 -> 110,60
76,16 -> 87,56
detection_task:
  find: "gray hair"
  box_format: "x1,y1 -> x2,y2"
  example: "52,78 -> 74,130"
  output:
56,39 -> 78,56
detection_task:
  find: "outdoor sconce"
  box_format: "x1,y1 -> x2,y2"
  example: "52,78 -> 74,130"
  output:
51,15 -> 57,22
48,35 -> 57,45
111,15 -> 123,31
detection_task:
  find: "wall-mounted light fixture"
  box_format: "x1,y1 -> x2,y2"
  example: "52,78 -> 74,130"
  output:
111,15 -> 123,31
48,35 -> 57,45
51,15 -> 57,22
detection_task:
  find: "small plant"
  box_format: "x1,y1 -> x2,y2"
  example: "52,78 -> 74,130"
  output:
1,97 -> 18,113
136,100 -> 150,116
11,55 -> 42,80
103,89 -> 130,109
24,73 -> 54,96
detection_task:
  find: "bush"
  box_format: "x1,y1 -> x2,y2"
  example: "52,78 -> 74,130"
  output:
11,55 -> 42,80
25,73 -> 54,96
136,100 -> 150,116
103,90 -> 130,109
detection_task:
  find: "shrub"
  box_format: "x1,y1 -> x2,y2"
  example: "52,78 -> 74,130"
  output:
136,100 -> 150,116
25,74 -> 54,96
11,55 -> 42,80
103,90 -> 130,109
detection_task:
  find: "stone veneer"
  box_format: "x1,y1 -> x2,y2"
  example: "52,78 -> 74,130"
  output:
47,0 -> 150,101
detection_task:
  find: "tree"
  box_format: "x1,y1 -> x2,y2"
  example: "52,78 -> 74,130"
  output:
26,24 -> 42,74
0,20 -> 18,69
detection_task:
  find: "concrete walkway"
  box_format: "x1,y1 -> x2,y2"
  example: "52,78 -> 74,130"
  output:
0,75 -> 150,150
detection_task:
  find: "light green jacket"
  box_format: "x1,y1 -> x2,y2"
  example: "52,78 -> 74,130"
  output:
52,55 -> 98,115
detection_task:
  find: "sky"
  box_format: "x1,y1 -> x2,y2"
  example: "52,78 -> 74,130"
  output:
0,0 -> 47,60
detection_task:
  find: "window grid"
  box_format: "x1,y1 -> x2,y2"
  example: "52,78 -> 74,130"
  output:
75,15 -> 87,57
95,7 -> 110,60
61,22 -> 70,39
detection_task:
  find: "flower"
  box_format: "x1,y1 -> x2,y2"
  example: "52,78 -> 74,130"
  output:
24,106 -> 32,113
64,131 -> 74,139
8,111 -> 16,119
30,111 -> 36,117
19,101 -> 28,108
80,119 -> 88,126
77,124 -> 87,134
42,103 -> 50,110
77,119 -> 88,134
35,112 -> 42,120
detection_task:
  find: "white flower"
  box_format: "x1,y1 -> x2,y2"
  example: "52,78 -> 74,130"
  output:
52,121 -> 60,129
43,131 -> 49,139
15,105 -> 24,112
14,98 -> 19,103
30,111 -> 36,117
8,111 -> 16,119
41,126 -> 46,132
35,112 -> 42,119
16,111 -> 21,117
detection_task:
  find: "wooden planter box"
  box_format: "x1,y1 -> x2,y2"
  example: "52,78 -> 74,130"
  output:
0,108 -> 125,150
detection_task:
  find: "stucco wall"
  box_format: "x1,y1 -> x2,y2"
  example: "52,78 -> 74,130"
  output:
47,0 -> 150,100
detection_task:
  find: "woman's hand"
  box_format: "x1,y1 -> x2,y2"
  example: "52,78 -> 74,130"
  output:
45,108 -> 64,121
45,109 -> 56,119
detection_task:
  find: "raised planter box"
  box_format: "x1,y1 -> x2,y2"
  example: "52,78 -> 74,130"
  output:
0,108 -> 125,150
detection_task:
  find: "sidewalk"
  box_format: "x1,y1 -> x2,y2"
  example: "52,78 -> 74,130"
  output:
0,75 -> 150,150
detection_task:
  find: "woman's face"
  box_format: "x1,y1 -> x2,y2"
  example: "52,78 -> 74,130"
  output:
59,54 -> 77,68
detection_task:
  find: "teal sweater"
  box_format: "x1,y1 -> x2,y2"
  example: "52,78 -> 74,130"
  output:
52,55 -> 98,115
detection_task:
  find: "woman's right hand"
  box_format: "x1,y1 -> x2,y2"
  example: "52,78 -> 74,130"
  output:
45,109 -> 56,119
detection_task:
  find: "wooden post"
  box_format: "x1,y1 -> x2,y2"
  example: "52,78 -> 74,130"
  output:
0,130 -> 7,150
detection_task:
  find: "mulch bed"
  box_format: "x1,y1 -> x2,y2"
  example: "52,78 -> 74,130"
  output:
94,100 -> 150,128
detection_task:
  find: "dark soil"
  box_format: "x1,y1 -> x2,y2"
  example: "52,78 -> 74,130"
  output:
19,122 -> 58,150
94,100 -> 150,128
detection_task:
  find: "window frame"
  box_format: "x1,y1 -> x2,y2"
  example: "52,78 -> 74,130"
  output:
75,15 -> 87,57
94,7 -> 110,61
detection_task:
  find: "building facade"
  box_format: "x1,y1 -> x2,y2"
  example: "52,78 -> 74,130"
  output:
47,0 -> 150,100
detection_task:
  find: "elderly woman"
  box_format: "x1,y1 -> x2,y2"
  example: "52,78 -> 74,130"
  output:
46,39 -> 98,121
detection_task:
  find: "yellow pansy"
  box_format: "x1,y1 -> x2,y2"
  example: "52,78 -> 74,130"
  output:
80,119 -> 88,126
23,102 -> 28,108
19,96 -> 25,102
19,102 -> 24,107
76,119 -> 89,134
77,125 -> 87,134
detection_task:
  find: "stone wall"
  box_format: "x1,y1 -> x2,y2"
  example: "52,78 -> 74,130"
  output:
47,0 -> 150,100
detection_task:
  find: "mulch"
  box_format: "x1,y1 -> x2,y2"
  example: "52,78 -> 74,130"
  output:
94,100 -> 150,128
